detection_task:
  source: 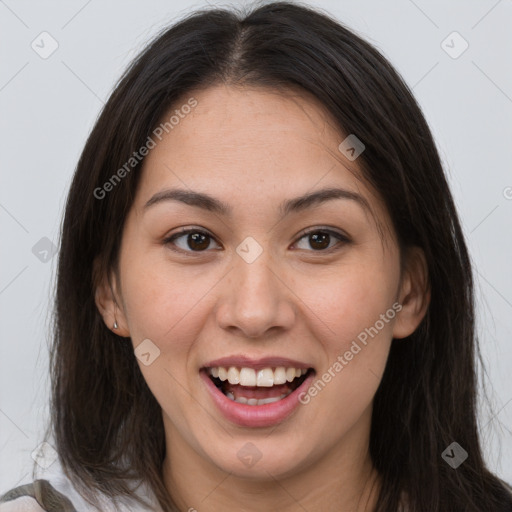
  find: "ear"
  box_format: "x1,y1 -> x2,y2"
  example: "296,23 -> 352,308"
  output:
392,246 -> 430,339
93,258 -> 130,337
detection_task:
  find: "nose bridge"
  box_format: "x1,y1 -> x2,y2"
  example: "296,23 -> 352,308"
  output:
217,235 -> 295,337
235,235 -> 275,294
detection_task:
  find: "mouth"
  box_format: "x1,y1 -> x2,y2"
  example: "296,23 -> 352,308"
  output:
206,366 -> 314,405
200,363 -> 316,427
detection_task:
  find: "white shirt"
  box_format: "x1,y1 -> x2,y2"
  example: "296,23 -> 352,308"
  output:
0,456 -> 163,512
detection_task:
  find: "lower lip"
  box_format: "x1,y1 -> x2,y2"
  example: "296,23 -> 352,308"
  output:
200,370 -> 316,428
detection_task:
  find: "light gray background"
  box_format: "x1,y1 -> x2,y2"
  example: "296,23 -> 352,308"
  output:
1,0 -> 511,493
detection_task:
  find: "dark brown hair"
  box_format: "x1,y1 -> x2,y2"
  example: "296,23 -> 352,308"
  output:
36,1 -> 512,510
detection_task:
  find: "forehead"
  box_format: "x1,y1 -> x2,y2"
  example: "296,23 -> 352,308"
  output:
140,85 -> 363,192
161,86 -> 337,161
134,84 -> 389,237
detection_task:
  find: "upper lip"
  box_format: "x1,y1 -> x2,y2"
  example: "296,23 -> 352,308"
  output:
202,355 -> 314,371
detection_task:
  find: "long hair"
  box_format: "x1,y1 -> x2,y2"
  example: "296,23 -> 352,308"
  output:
38,2 -> 512,510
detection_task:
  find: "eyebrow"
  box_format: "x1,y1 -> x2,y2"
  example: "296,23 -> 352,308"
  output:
143,186 -> 370,218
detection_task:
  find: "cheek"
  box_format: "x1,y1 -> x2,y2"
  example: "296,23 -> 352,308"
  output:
119,252 -> 211,343
301,257 -> 399,344
297,258 -> 398,408
118,255 -> 213,428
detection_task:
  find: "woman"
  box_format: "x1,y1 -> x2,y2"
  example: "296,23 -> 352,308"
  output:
1,1 -> 511,511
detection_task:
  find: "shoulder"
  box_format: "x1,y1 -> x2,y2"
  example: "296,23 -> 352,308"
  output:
0,470 -> 162,512
0,479 -> 77,511
0,497 -> 46,512
1,453 -> 161,512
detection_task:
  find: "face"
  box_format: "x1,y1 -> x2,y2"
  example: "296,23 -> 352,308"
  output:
97,84 -> 426,486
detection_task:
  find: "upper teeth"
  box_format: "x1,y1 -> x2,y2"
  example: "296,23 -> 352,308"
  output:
208,366 -> 308,386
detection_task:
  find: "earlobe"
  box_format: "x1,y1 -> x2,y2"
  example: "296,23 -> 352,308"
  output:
93,261 -> 130,337
392,246 -> 430,339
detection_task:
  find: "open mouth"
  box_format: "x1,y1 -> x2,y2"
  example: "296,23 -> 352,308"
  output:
204,366 -> 315,406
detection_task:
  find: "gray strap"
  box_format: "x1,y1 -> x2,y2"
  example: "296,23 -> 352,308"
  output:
0,479 -> 77,512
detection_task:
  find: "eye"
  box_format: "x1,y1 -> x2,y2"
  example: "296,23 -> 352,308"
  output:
163,228 -> 221,254
293,227 -> 349,253
163,226 -> 350,255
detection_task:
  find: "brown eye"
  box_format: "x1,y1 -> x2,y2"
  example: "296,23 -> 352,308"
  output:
185,232 -> 211,251
294,228 -> 349,252
163,226 -> 349,256
164,229 -> 221,253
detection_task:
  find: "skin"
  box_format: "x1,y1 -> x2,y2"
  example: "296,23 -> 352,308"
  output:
96,84 -> 430,511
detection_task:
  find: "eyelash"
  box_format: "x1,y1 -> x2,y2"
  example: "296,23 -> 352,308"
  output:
162,226 -> 350,256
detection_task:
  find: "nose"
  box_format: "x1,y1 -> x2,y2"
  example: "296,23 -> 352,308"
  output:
215,242 -> 296,339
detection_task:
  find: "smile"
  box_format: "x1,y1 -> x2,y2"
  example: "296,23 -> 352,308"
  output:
208,366 -> 310,404
200,362 -> 316,427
